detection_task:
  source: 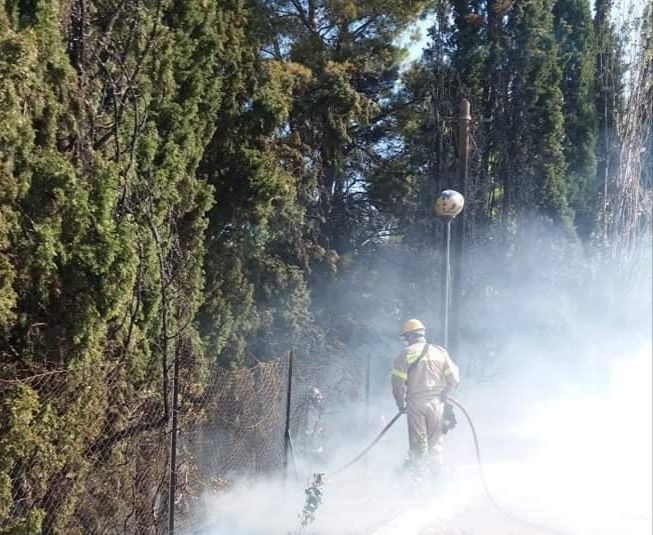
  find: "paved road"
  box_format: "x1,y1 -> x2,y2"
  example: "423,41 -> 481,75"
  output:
309,463 -> 652,535
418,493 -> 652,535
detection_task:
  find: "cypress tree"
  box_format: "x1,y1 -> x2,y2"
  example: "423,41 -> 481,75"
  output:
0,0 -> 250,529
198,53 -> 316,366
507,0 -> 572,226
553,0 -> 598,239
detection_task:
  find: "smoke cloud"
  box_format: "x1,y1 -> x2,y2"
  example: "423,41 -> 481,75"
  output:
190,222 -> 652,534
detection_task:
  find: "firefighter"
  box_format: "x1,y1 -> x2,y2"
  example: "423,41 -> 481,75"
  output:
303,387 -> 324,458
391,319 -> 460,474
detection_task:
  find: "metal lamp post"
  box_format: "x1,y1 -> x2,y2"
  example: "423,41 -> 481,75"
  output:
434,190 -> 465,350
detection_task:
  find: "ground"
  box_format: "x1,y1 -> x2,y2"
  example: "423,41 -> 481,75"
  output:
419,495 -> 571,535
307,462 -> 652,535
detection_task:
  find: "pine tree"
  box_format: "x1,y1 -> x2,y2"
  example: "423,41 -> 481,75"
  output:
255,0 -> 431,251
245,0 -> 433,344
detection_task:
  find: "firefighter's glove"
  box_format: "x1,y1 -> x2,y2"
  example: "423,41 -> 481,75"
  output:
442,402 -> 457,434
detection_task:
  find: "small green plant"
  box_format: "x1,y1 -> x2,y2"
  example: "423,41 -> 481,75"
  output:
296,472 -> 325,532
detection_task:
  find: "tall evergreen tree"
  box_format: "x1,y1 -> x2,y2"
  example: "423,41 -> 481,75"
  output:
198,51 -> 317,365
256,0 -> 431,253
507,0 -> 572,226
380,0 -> 573,230
448,0 -> 513,229
0,0 -> 253,529
243,0 -> 433,343
553,0 -> 598,238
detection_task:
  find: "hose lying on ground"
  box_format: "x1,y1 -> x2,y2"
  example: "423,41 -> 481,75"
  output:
446,396 -> 575,535
325,397 -> 576,535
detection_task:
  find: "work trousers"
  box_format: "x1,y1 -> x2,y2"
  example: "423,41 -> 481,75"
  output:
406,397 -> 445,466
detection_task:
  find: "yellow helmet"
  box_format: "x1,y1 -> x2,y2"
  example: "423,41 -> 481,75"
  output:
401,319 -> 426,336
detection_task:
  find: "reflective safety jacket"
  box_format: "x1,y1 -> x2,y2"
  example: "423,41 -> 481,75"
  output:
391,338 -> 460,407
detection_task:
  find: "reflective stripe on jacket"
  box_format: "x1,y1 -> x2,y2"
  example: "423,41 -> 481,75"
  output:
391,339 -> 460,406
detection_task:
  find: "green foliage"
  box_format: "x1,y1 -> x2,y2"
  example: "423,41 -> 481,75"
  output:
199,48 -> 316,366
0,0 -> 248,528
0,508 -> 45,535
507,0 -> 572,226
298,472 -> 325,529
0,371 -> 107,533
554,0 -> 598,238
380,0 -> 579,236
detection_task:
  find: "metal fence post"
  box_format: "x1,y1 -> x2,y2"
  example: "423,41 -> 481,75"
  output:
283,350 -> 293,482
168,344 -> 180,534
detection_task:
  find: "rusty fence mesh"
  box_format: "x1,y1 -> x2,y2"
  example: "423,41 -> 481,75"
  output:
0,363 -> 169,535
174,357 -> 289,523
0,351 -> 367,534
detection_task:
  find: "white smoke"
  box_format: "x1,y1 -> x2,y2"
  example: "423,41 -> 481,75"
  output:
190,224 -> 652,534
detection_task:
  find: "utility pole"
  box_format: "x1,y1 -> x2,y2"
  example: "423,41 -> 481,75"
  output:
283,350 -> 294,483
168,343 -> 180,535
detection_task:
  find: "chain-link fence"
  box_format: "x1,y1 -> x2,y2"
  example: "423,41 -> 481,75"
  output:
0,350 -> 368,534
0,363 -> 170,535
174,357 -> 289,529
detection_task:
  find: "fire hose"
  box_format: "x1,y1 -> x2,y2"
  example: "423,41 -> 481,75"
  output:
326,396 -> 575,535
327,411 -> 405,478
